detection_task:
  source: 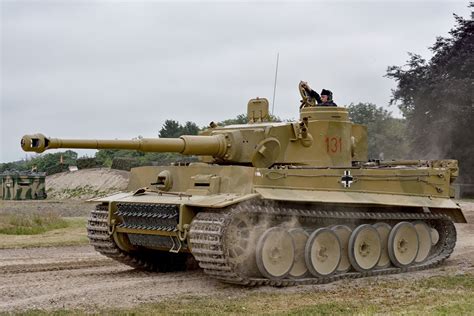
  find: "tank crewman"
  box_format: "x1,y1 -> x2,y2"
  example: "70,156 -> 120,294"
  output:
300,81 -> 337,106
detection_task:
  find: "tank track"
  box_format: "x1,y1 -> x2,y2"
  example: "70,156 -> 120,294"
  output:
189,204 -> 456,286
87,204 -> 188,272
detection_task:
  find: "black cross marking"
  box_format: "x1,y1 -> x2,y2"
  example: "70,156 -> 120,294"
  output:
341,170 -> 353,188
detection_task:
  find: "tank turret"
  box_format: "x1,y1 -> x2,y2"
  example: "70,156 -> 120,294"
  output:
21,98 -> 368,168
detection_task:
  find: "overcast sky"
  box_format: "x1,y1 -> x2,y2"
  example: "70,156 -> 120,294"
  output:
1,0 -> 471,162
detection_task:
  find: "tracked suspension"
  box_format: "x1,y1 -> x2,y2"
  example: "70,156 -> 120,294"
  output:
87,203 -> 456,286
189,204 -> 456,286
87,204 -> 188,272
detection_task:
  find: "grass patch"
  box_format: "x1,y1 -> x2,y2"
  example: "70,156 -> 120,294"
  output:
0,217 -> 88,249
419,274 -> 474,290
0,212 -> 68,235
432,299 -> 474,315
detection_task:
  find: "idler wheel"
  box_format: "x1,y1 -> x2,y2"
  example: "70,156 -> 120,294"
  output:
288,228 -> 309,278
305,228 -> 341,277
256,227 -> 295,279
331,225 -> 352,272
349,224 -> 382,272
413,221 -> 432,263
388,222 -> 419,268
373,222 -> 392,268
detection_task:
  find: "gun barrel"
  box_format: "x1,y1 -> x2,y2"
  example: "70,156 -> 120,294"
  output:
21,133 -> 227,157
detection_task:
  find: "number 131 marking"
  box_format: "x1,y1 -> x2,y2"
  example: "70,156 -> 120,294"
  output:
325,137 -> 342,153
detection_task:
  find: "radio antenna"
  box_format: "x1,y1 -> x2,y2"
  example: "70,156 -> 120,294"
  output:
271,52 -> 279,116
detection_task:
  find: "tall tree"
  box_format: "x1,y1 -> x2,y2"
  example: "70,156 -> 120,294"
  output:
386,8 -> 473,183
347,102 -> 409,160
158,120 -> 200,138
181,121 -> 200,135
159,120 -> 183,138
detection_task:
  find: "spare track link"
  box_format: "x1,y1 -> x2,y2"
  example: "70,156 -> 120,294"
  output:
87,204 -> 187,272
189,204 -> 456,286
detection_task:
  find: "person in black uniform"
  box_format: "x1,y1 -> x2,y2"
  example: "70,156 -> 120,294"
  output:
300,81 -> 337,106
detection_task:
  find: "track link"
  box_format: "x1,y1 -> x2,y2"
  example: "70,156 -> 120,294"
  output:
189,204 -> 456,286
87,204 -> 188,272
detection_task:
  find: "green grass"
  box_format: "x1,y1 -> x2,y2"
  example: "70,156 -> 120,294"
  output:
420,274 -> 474,290
432,300 -> 474,315
0,217 -> 88,249
62,217 -> 87,228
0,212 -> 69,235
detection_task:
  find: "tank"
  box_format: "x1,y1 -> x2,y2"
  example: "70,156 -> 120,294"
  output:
0,171 -> 47,200
20,85 -> 465,286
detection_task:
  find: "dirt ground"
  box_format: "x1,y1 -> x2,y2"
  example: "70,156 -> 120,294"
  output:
0,202 -> 472,313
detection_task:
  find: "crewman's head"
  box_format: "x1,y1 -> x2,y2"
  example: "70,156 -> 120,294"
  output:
320,89 -> 333,102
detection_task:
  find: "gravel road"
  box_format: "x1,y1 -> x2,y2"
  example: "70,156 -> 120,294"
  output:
0,202 -> 472,313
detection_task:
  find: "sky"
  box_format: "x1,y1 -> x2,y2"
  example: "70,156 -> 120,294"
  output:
0,0 -> 471,162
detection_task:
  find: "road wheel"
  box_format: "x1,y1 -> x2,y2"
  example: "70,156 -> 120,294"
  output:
305,228 -> 341,277
288,228 -> 309,278
331,225 -> 352,272
256,227 -> 295,279
373,222 -> 392,268
413,221 -> 432,263
349,224 -> 382,272
388,222 -> 419,268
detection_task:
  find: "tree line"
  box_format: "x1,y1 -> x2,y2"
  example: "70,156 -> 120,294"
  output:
386,7 -> 473,183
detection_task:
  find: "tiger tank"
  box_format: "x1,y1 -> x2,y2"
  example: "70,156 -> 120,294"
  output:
20,83 -> 465,286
